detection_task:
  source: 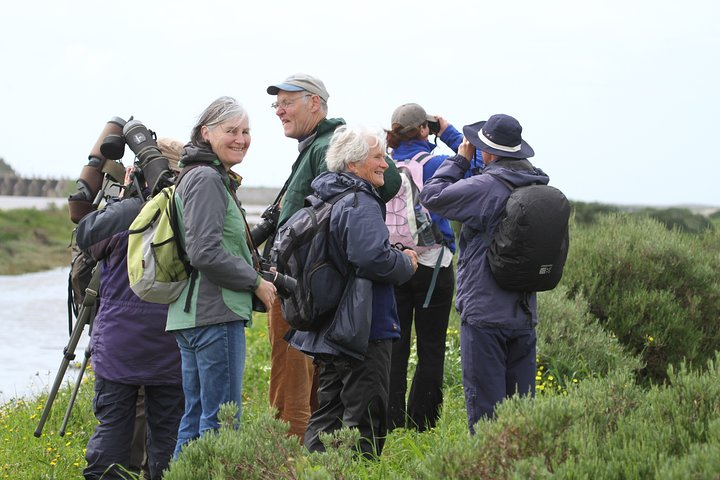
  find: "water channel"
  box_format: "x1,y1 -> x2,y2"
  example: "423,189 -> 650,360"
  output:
0,267 -> 89,403
0,195 -> 267,403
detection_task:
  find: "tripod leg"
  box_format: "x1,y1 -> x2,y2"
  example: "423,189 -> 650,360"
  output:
34,269 -> 99,438
33,318 -> 87,437
60,345 -> 91,436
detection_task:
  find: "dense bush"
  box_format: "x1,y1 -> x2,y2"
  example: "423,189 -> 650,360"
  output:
536,286 -> 643,389
562,213 -> 720,383
0,206 -> 74,274
571,201 -> 716,234
419,354 -> 720,479
570,201 -> 620,225
635,207 -> 715,234
165,403 -> 304,480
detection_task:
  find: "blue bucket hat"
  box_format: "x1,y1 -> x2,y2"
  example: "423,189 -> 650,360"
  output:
463,114 -> 534,158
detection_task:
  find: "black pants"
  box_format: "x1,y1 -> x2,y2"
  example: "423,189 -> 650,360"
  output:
304,340 -> 392,458
84,377 -> 184,480
388,263 -> 454,431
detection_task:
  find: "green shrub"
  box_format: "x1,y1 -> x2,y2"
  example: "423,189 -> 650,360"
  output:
0,206 -> 74,274
570,201 -> 620,225
550,354 -> 720,478
536,286 -> 644,391
419,355 -> 720,479
165,403 -> 304,480
562,213 -> 720,383
635,207 -> 715,234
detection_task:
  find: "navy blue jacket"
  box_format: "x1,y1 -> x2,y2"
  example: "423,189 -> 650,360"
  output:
420,156 -> 550,328
289,171 -> 415,359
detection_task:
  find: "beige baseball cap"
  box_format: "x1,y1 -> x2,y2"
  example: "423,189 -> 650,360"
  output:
266,73 -> 329,102
157,137 -> 184,173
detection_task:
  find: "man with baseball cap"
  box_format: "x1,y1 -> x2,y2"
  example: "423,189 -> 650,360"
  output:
264,73 -> 401,442
420,114 -> 548,433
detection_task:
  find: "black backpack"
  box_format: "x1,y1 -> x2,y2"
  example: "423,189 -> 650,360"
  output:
487,176 -> 570,292
270,190 -> 353,331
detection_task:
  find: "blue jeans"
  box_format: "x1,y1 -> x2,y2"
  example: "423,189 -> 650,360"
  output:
173,321 -> 246,457
460,322 -> 536,434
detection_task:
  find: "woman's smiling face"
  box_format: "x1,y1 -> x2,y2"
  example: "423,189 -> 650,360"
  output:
349,138 -> 387,187
202,116 -> 251,170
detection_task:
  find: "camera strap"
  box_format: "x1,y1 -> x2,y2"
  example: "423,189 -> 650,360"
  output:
224,181 -> 263,272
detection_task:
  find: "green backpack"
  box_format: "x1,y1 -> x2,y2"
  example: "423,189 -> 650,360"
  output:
127,184 -> 195,305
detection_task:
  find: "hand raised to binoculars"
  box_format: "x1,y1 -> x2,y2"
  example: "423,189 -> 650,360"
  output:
433,115 -> 450,136
458,139 -> 476,162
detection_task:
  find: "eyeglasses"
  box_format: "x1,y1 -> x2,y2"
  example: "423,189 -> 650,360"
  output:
270,94 -> 313,111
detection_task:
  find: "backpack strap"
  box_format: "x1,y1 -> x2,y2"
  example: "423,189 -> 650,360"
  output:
485,171 -> 516,191
485,171 -> 535,322
421,245 -> 445,308
399,152 -> 434,188
170,163 -> 205,313
410,152 -> 434,163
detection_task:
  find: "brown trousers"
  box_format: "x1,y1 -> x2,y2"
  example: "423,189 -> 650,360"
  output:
268,298 -> 319,441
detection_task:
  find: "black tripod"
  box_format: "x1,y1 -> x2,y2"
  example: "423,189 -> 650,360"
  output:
34,266 -> 100,437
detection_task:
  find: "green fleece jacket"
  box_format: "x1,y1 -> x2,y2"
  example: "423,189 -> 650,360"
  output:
277,117 -> 401,226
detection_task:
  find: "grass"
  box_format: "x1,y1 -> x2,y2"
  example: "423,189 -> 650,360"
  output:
0,306 -> 604,479
0,206 -> 75,275
3,208 -> 720,478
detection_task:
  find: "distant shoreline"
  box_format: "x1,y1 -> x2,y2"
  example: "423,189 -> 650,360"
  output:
0,195 -> 273,224
1,194 -> 717,218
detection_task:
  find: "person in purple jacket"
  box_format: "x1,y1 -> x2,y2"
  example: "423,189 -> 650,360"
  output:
420,114 -> 548,434
76,140 -> 184,480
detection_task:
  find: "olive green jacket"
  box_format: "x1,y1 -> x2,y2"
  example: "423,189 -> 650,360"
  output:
277,117 -> 401,226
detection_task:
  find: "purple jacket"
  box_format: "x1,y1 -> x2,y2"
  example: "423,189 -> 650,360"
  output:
76,197 -> 182,385
420,155 -> 550,328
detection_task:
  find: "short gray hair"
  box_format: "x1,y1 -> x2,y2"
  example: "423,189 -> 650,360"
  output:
190,96 -> 248,147
325,126 -> 386,173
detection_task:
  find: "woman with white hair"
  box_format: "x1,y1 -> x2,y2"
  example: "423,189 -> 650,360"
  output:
288,125 -> 418,458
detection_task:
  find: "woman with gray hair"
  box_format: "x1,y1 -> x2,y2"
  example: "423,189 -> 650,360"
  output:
167,96 -> 276,457
287,125 -> 417,458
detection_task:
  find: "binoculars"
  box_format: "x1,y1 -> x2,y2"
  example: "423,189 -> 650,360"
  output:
252,259 -> 297,313
428,118 -> 441,135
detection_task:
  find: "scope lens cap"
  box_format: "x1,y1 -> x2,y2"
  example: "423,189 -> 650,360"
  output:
100,134 -> 126,160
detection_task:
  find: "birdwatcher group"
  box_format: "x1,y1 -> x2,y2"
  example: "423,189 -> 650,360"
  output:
61,72 -> 570,479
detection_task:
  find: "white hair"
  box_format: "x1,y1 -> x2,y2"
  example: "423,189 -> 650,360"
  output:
325,126 -> 386,173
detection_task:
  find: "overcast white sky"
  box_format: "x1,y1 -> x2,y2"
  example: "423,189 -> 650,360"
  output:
1,0 -> 718,207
